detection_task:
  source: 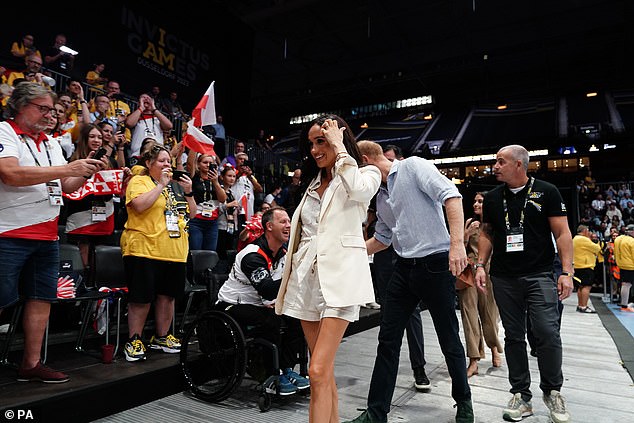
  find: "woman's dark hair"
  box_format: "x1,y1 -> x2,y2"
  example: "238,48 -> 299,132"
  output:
298,114 -> 361,196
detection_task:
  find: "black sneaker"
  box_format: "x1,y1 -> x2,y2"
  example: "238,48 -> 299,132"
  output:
413,366 -> 431,391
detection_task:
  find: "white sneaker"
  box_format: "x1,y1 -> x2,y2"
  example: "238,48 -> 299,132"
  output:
502,393 -> 533,422
543,390 -> 570,423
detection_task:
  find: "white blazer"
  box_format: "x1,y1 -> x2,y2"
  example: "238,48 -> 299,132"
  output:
275,155 -> 381,313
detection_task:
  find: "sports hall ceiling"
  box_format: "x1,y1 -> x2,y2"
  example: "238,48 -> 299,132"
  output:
215,0 -> 632,121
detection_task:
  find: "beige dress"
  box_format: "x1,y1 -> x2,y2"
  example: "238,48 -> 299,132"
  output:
458,227 -> 504,359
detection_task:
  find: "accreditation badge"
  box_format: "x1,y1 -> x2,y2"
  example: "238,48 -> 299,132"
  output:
506,227 -> 524,252
46,181 -> 64,206
165,210 -> 181,238
91,200 -> 107,222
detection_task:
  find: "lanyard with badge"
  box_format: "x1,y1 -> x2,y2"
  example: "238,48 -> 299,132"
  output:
154,179 -> 181,238
503,177 -> 534,252
22,135 -> 64,206
199,179 -> 217,218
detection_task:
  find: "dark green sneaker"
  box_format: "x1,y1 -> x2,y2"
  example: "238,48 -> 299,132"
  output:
455,399 -> 474,423
342,410 -> 383,423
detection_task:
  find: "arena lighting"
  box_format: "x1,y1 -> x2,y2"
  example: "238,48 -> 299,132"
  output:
360,122 -> 368,128
497,104 -> 507,110
589,144 -> 600,152
423,114 -> 433,120
604,143 -> 616,150
586,92 -> 598,97
59,45 -> 79,56
429,149 -> 548,165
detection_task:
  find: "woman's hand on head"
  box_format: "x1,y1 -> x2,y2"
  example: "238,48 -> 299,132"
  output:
321,118 -> 346,153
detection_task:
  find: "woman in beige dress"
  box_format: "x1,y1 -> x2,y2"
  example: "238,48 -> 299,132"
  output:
459,192 -> 503,376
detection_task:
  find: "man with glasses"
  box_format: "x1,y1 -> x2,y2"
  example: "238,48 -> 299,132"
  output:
7,54 -> 45,87
0,82 -> 103,383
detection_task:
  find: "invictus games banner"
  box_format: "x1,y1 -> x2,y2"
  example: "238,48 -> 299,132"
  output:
120,6 -> 210,88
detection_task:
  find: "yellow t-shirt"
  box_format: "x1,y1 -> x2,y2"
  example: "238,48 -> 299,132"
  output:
614,235 -> 634,271
10,42 -> 41,59
572,234 -> 601,270
121,175 -> 189,262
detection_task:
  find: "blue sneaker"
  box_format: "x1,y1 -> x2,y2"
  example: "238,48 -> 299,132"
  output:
284,368 -> 310,390
264,374 -> 298,396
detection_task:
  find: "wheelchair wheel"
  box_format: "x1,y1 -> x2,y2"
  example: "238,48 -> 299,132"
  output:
258,392 -> 272,412
180,310 -> 247,402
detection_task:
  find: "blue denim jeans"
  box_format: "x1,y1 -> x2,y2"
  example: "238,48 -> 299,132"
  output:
366,252 -> 470,422
188,218 -> 219,251
0,238 -> 59,308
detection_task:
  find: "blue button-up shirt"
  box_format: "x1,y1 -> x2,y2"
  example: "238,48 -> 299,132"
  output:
374,157 -> 462,258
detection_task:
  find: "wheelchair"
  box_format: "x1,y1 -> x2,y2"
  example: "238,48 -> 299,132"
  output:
180,308 -> 309,412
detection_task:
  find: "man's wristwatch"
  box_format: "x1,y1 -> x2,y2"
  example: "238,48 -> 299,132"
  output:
474,263 -> 485,269
561,271 -> 574,277
184,192 -> 194,197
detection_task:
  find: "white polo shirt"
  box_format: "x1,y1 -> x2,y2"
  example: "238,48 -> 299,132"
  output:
0,120 -> 67,240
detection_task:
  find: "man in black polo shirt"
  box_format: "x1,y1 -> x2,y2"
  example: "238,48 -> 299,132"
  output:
474,145 -> 573,423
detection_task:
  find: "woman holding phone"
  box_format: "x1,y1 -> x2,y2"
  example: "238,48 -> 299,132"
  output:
64,123 -> 113,268
120,144 -> 196,362
185,153 -> 227,251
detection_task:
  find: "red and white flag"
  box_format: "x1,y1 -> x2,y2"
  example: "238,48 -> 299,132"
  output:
191,81 -> 217,127
182,119 -> 216,156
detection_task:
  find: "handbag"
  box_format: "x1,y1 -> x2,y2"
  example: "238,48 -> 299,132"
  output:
456,265 -> 475,290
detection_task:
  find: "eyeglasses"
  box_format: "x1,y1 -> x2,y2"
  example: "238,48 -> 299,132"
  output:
27,60 -> 42,66
28,102 -> 55,115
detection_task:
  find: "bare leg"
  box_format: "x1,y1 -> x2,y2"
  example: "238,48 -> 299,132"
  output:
491,346 -> 502,367
154,295 -> 175,336
577,286 -> 591,308
78,241 -> 90,269
21,300 -> 50,369
466,357 -> 479,377
301,318 -> 349,423
127,302 -> 151,338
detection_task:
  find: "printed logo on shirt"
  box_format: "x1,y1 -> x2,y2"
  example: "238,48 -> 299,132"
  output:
561,202 -> 567,212
0,143 -> 4,153
249,267 -> 270,288
528,191 -> 543,199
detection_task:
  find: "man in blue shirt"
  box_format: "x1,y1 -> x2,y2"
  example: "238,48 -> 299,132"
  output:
345,141 -> 472,423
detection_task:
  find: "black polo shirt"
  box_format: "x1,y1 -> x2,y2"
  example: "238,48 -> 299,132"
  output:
482,178 -> 568,277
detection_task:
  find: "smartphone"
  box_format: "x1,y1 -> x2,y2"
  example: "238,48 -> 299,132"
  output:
171,169 -> 188,181
93,147 -> 108,160
208,164 -> 218,174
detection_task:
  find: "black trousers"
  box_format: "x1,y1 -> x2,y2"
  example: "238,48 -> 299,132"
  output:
372,245 -> 425,370
217,302 -> 304,370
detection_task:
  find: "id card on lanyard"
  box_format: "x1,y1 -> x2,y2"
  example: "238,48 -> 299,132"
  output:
503,177 -> 534,253
91,200 -> 107,222
23,136 -> 63,206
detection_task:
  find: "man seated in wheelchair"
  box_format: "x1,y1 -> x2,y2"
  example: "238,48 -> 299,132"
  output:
217,207 -> 309,396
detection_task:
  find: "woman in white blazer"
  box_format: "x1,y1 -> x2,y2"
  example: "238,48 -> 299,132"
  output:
276,115 -> 380,423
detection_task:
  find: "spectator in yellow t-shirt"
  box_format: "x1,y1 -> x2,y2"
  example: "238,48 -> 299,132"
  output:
573,224 -> 602,313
